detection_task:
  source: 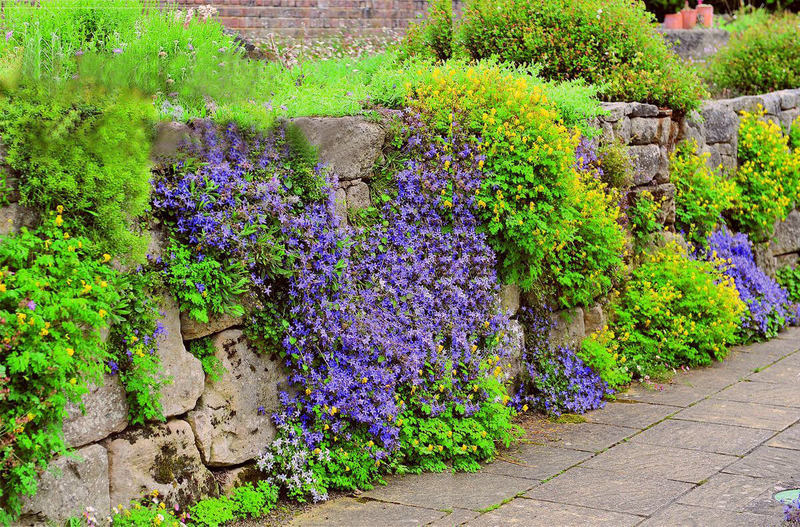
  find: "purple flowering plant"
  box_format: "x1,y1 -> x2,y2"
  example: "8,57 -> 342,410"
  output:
704,229 -> 799,340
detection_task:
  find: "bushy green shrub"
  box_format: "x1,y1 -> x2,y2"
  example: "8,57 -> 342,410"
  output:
579,327 -> 632,389
0,214 -> 124,522
454,0 -> 705,112
732,108 -> 800,240
0,83 -> 154,260
598,139 -> 634,189
671,140 -> 739,247
708,12 -> 800,95
628,190 -> 664,245
399,0 -> 454,61
607,243 -> 745,378
407,62 -> 626,306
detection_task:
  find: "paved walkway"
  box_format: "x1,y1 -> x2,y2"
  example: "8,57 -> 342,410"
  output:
290,328 -> 800,526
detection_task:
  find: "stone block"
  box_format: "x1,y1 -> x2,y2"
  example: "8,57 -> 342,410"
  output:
583,304 -> 606,336
345,179 -> 371,212
215,464 -> 263,494
499,284 -> 520,315
772,209 -> 800,255
599,102 -> 627,123
334,187 -> 347,225
106,419 -> 217,509
780,108 -> 800,133
187,329 -> 285,466
780,90 -> 798,110
63,375 -> 129,448
611,117 -> 631,144
629,117 -> 661,145
628,144 -> 663,186
18,444 -> 110,525
180,310 -> 245,341
157,294 -> 205,417
548,307 -> 585,350
292,116 -> 385,181
505,320 -> 525,385
626,102 -> 659,118
151,121 -> 192,159
0,203 -> 36,237
701,106 -> 738,144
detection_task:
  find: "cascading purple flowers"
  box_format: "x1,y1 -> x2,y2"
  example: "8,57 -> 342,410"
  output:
279,114 -> 514,453
705,229 -> 799,339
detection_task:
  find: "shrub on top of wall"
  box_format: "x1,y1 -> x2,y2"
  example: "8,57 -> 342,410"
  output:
0,82 -> 154,260
708,12 -> 800,96
453,0 -> 705,112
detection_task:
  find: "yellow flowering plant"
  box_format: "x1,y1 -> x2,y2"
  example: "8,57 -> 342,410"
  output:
733,108 -> 800,241
607,242 -> 745,379
406,61 -> 626,307
671,140 -> 739,247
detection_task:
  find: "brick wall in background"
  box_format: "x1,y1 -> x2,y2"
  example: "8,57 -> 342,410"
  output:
176,0 -> 462,39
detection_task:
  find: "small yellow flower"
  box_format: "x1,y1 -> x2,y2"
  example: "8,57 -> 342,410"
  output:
66,348 -> 75,357
98,309 -> 107,318
102,254 -> 112,263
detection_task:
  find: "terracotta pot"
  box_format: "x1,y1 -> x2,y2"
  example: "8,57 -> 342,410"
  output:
697,4 -> 714,27
664,13 -> 684,30
682,7 -> 698,29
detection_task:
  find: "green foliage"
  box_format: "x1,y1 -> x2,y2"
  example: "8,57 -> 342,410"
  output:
598,140 -> 634,189
608,243 -> 745,378
708,12 -> 800,96
161,241 -> 248,324
0,83 -> 154,260
579,328 -> 632,389
776,265 -> 800,303
106,482 -> 278,527
790,116 -> 800,150
408,62 -> 626,307
671,140 -> 739,247
106,271 -> 168,425
628,191 -> 663,246
719,7 -> 772,34
455,0 -> 705,112
732,109 -> 800,241
394,368 -> 518,474
187,338 -> 225,382
0,214 -> 122,522
399,0 -> 454,61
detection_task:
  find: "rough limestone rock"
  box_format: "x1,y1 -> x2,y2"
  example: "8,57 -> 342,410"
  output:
158,294 -> 205,417
187,329 -> 285,466
346,180 -> 371,212
63,375 -> 129,448
628,144 -> 665,186
0,202 -> 36,237
292,116 -> 385,181
215,464 -> 263,494
505,320 -> 526,386
334,187 -> 348,225
701,106 -> 738,145
499,284 -> 521,316
549,308 -> 585,350
629,117 -> 661,145
772,209 -> 800,256
583,305 -> 607,336
17,444 -> 110,525
105,419 -> 217,508
180,310 -> 245,341
151,121 -> 192,159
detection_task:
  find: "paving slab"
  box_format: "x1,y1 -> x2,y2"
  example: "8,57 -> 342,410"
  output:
427,508 -> 480,526
362,471 -> 536,512
737,337 -> 800,357
583,402 -> 676,429
480,443 -> 592,481
767,423 -> 800,450
615,382 -> 710,408
628,418 -> 773,456
541,422 -> 636,453
749,360 -> 800,384
289,498 -> 446,526
579,441 -> 736,483
465,498 -> 641,527
637,503 -> 774,527
723,445 -> 800,479
713,380 -> 800,408
525,467 -> 693,516
776,326 -> 800,342
674,398 -> 800,430
677,473 -> 778,511
742,476 -> 800,515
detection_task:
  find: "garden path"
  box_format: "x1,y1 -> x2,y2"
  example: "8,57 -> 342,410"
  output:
289,328 -> 800,526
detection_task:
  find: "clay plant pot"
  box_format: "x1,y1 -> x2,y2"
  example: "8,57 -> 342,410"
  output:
682,7 -> 698,29
664,13 -> 684,30
697,4 -> 714,27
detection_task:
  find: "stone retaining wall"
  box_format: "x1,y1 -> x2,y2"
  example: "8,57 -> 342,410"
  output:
657,28 -> 730,62
7,87 -> 800,524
